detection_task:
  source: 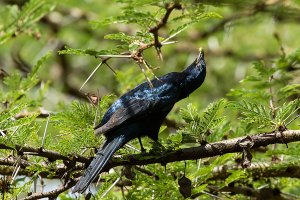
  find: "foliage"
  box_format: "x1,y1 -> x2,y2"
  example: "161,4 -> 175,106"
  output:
0,53 -> 50,148
178,98 -> 226,144
229,51 -> 300,132
0,0 -> 299,199
0,0 -> 56,44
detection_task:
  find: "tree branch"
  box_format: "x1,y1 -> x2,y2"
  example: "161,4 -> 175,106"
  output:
0,130 -> 299,198
21,178 -> 79,200
0,144 -> 90,164
1,130 -> 299,172
211,160 -> 300,181
0,130 -> 299,183
103,130 -> 299,169
149,3 -> 182,49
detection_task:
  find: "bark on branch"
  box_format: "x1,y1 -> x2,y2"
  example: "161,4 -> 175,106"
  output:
0,130 -> 299,172
1,130 -> 299,199
103,130 -> 300,169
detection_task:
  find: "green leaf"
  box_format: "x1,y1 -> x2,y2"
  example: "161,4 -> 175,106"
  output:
3,72 -> 22,91
277,84 -> 300,100
240,61 -> 276,87
225,170 -> 247,186
202,98 -> 226,130
90,7 -> 157,29
104,32 -> 137,44
275,99 -> 300,126
192,184 -> 208,195
227,100 -> 273,130
179,103 -> 200,124
228,88 -> 271,100
179,99 -> 226,143
20,52 -> 51,92
89,17 -> 126,28
50,97 -> 117,154
58,46 -> 119,56
0,0 -> 56,44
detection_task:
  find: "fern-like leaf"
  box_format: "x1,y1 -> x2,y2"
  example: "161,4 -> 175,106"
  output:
179,99 -> 226,144
275,99 -> 300,127
58,46 -> 119,56
227,100 -> 273,130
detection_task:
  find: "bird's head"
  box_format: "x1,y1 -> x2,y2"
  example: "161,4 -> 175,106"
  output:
180,48 -> 206,97
184,47 -> 206,74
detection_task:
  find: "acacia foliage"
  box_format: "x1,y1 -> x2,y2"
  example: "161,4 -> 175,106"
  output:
0,0 -> 300,199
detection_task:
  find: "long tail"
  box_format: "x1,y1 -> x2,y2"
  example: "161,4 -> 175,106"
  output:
72,134 -> 126,193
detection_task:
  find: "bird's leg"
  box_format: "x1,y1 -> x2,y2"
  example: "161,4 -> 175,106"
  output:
138,137 -> 146,153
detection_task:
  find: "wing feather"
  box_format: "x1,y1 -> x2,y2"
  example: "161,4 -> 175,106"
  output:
95,99 -> 153,135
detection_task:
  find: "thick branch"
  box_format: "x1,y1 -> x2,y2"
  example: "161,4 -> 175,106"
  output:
211,161 -> 300,181
0,130 -> 299,200
103,130 -> 300,169
0,130 -> 299,179
1,130 -> 299,169
0,144 -> 90,164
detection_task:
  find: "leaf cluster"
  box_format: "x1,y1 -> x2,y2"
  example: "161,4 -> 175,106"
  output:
0,0 -> 56,44
50,95 -> 116,155
0,0 -> 300,199
178,99 -> 226,144
228,49 -> 300,132
0,53 -> 51,148
59,1 -> 221,57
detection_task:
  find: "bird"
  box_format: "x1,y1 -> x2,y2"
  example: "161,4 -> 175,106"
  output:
72,48 -> 206,193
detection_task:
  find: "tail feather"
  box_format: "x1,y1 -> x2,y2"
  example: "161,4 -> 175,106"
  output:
72,135 -> 126,193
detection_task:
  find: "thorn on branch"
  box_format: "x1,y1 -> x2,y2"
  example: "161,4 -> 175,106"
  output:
135,58 -> 153,88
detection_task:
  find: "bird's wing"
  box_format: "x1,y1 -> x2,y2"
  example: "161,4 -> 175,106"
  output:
94,72 -> 187,135
94,98 -> 162,135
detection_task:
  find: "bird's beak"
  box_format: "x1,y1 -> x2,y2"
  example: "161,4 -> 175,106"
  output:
195,47 -> 204,66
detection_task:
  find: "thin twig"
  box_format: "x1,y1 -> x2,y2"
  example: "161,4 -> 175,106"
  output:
41,113 -> 50,149
142,58 -> 160,80
104,62 -> 116,75
125,144 -> 141,152
80,61 -> 103,91
97,54 -> 132,58
134,166 -> 159,180
286,114 -> 300,127
21,178 -> 79,200
100,177 -> 121,199
93,91 -> 101,127
201,190 -> 224,199
149,3 -> 182,49
137,61 -> 153,88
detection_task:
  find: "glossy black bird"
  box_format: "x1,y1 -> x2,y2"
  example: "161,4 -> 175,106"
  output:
73,48 -> 206,193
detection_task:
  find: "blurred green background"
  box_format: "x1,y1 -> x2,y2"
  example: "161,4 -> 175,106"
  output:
1,0 -> 300,199
1,0 -> 299,111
